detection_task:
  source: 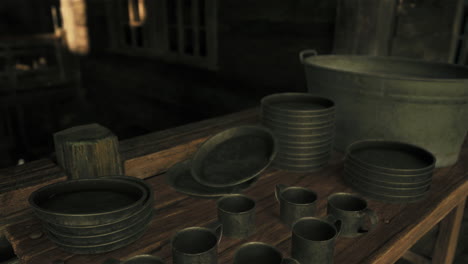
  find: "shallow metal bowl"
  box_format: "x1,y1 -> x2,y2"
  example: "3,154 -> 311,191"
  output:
29,178 -> 147,226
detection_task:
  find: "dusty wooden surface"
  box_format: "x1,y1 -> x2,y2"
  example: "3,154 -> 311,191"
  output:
0,108 -> 258,230
1,108 -> 467,264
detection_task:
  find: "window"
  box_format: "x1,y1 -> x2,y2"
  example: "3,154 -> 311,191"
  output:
106,0 -> 217,70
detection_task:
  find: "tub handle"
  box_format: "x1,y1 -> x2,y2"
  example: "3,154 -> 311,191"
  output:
299,49 -> 318,63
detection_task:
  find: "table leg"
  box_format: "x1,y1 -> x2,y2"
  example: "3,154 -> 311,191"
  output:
432,198 -> 467,264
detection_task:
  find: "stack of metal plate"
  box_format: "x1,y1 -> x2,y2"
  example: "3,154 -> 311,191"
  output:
344,140 -> 436,203
261,93 -> 335,172
29,176 -> 154,254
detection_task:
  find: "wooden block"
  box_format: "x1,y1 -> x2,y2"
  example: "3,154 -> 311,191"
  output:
53,123 -> 123,179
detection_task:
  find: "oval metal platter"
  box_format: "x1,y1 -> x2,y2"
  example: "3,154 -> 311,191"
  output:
45,176 -> 154,236
191,125 -> 276,187
166,160 -> 259,198
29,178 -> 147,226
346,139 -> 436,175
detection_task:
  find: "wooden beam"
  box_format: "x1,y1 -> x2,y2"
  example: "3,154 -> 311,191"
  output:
401,250 -> 431,264
432,198 -> 467,264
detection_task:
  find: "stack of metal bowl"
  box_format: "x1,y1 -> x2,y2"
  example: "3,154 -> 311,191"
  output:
29,176 -> 154,254
261,93 -> 335,172
344,140 -> 436,203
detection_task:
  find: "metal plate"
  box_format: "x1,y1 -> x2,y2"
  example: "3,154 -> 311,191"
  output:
274,133 -> 334,145
261,93 -> 335,115
344,159 -> 433,184
45,209 -> 153,246
46,223 -> 149,254
343,176 -> 429,203
166,160 -> 259,198
266,123 -> 335,137
345,170 -> 431,196
29,178 -> 147,226
191,125 -> 276,187
272,162 -> 328,172
45,176 -> 154,236
278,142 -> 333,155
274,153 -> 330,167
261,115 -> 334,128
262,111 -> 334,125
346,140 -> 436,175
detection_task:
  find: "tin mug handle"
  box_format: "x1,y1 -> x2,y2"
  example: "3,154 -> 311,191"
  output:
358,208 -> 379,234
299,49 -> 318,63
282,258 -> 300,264
206,221 -> 223,244
325,214 -> 342,237
275,184 -> 288,201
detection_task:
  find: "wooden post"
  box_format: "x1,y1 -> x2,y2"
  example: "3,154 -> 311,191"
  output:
53,123 -> 124,180
432,198 -> 467,264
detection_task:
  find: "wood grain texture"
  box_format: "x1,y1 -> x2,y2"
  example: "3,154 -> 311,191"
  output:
432,198 -> 467,264
54,123 -> 123,180
4,136 -> 468,264
0,109 -> 258,237
402,250 -> 431,264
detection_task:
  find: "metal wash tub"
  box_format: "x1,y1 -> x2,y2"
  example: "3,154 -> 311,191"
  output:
300,51 -> 468,167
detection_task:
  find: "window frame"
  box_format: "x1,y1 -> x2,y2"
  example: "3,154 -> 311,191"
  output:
105,0 -> 218,70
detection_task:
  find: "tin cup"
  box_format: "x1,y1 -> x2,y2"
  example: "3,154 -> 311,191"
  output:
103,254 -> 164,264
217,194 -> 256,238
275,184 -> 318,228
327,192 -> 378,238
171,222 -> 223,264
291,216 -> 341,264
234,242 -> 299,264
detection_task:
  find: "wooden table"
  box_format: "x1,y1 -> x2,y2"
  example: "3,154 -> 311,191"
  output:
1,108 -> 467,264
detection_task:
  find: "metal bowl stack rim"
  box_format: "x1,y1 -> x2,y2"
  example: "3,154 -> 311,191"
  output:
345,139 -> 436,175
344,159 -> 433,184
261,92 -> 335,115
29,178 -> 148,226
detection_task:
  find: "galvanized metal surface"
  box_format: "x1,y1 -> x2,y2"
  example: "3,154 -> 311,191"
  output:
327,193 -> 378,238
301,54 -> 468,167
217,194 -> 256,238
165,160 -> 258,198
191,126 -> 277,188
29,178 -> 148,226
275,184 -> 317,228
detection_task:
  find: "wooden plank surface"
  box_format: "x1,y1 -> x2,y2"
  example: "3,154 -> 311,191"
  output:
0,108 -> 258,228
4,134 -> 468,264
